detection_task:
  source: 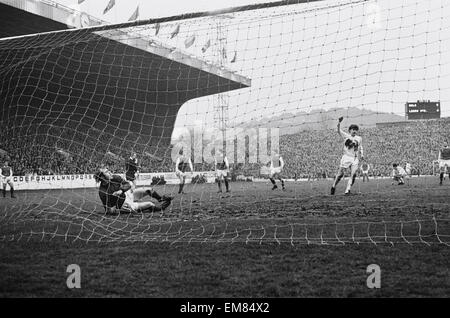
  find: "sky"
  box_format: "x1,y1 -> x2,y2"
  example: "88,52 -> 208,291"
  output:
51,0 -> 450,132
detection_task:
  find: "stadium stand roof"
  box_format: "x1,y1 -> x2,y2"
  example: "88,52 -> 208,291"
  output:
0,0 -> 251,143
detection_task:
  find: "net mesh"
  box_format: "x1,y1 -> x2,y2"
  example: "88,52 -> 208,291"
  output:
0,0 -> 450,245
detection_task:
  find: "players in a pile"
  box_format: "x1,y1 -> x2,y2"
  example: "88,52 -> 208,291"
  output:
269,152 -> 285,190
391,163 -> 406,185
215,149 -> 230,193
1,161 -> 16,198
125,152 -> 140,190
438,141 -> 450,185
94,167 -> 172,214
175,148 -> 193,194
331,117 -> 364,195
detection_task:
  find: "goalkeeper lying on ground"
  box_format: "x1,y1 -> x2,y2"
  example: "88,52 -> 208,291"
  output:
94,168 -> 172,213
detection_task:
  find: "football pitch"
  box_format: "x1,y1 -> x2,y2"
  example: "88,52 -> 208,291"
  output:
0,177 -> 449,297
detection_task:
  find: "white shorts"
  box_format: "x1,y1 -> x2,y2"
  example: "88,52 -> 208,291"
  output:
1,176 -> 13,185
121,191 -> 139,212
176,171 -> 186,178
405,168 -> 411,175
340,155 -> 359,169
439,159 -> 450,169
270,167 -> 283,178
362,170 -> 369,175
216,169 -> 228,179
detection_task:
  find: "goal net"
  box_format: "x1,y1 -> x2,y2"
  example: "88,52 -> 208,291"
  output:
0,0 -> 449,245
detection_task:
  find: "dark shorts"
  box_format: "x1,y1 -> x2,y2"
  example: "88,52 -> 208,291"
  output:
126,173 -> 136,181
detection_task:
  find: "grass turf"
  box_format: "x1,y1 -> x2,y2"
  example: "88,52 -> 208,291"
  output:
0,176 -> 449,297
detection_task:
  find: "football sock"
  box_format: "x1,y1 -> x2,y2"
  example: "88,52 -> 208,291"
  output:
440,173 -> 444,183
178,182 -> 184,194
345,178 -> 352,193
333,174 -> 343,187
270,178 -> 276,185
147,189 -> 162,201
351,174 -> 357,186
224,179 -> 229,191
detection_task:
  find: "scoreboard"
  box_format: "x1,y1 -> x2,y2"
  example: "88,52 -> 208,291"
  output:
405,101 -> 440,120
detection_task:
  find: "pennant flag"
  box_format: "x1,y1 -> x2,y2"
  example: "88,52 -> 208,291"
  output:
154,22 -> 160,36
201,39 -> 211,53
230,51 -> 237,63
128,5 -> 139,21
184,35 -> 196,48
170,24 -> 180,39
103,0 -> 115,15
78,0 -> 86,4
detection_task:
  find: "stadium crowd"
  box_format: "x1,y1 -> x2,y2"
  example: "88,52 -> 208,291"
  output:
1,118 -> 449,178
280,119 -> 448,178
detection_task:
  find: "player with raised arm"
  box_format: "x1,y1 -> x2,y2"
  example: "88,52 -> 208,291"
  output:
125,152 -> 139,190
269,152 -> 285,190
94,168 -> 172,214
330,117 -> 364,195
175,148 -> 193,194
391,163 -> 406,185
360,161 -> 370,182
1,161 -> 16,198
438,141 -> 450,185
215,149 -> 230,193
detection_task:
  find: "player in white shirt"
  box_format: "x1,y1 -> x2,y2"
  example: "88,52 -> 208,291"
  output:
214,149 -> 230,193
175,148 -> 193,194
438,141 -> 450,185
269,152 -> 285,190
404,162 -> 412,183
405,162 -> 412,176
1,161 -> 16,198
360,162 -> 370,182
331,117 -> 364,195
392,163 -> 406,185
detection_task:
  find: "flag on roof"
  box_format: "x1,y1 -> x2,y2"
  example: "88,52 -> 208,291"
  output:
184,35 -> 196,48
170,24 -> 180,39
201,39 -> 211,53
154,23 -> 161,35
128,5 -> 139,21
231,51 -> 237,63
103,0 -> 115,15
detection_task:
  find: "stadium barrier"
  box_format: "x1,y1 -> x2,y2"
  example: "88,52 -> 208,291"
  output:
12,172 -> 217,190
12,171 -> 432,191
12,174 -> 97,190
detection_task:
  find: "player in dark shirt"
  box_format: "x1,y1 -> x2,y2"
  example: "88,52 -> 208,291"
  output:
438,141 -> 450,185
214,149 -> 230,193
94,168 -> 172,213
1,161 -> 16,198
175,149 -> 193,194
125,153 -> 139,189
